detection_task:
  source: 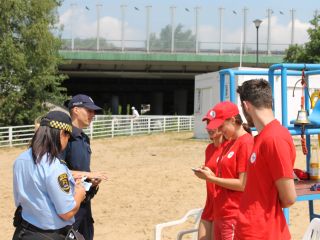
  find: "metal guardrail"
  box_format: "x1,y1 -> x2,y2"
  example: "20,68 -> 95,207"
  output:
60,38 -> 288,55
0,115 -> 194,148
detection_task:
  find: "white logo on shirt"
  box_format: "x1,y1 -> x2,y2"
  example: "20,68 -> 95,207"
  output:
227,151 -> 234,158
250,152 -> 256,163
210,110 -> 216,118
216,156 -> 220,162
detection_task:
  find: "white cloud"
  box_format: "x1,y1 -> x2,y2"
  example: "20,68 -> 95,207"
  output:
197,15 -> 311,52
58,8 -> 311,50
59,8 -> 73,28
292,19 -> 311,43
199,25 -> 219,42
255,16 -> 310,44
58,8 -> 144,47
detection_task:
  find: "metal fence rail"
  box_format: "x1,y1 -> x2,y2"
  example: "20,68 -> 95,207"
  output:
61,38 -> 288,55
0,115 -> 194,148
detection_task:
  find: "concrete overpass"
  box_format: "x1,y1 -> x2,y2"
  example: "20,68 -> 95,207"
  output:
59,51 -> 284,115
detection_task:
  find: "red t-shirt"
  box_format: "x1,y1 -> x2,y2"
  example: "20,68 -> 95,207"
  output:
213,133 -> 254,220
201,141 -> 227,221
235,120 -> 296,240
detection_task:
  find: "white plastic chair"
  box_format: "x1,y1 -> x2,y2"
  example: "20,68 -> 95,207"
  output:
302,218 -> 320,240
154,208 -> 203,240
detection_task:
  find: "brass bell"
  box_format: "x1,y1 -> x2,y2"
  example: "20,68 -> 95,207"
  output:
294,109 -> 310,125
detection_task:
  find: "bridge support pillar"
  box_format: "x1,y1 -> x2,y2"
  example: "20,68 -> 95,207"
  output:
132,94 -> 142,113
151,92 -> 163,115
111,95 -> 119,114
174,89 -> 188,115
120,95 -> 128,115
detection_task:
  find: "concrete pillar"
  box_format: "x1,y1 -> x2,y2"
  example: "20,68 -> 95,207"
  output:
111,95 -> 119,114
97,94 -> 110,114
151,92 -> 163,115
121,95 -> 128,115
132,94 -> 142,113
174,89 -> 188,115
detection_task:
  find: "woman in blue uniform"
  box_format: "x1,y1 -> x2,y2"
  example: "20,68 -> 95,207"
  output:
12,111 -> 86,240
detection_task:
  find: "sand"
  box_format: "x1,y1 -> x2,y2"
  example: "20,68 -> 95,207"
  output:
0,132 -> 319,240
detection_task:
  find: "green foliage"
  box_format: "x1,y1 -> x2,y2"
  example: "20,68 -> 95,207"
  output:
284,44 -> 307,63
150,24 -> 196,51
0,0 -> 67,126
284,14 -> 320,63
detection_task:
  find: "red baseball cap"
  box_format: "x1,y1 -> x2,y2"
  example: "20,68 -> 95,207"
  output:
202,101 -> 239,130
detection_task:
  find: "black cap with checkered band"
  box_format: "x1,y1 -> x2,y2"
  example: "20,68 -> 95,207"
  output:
40,111 -> 73,134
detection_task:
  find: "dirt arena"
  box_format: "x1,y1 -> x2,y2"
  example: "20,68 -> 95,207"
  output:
0,131 -> 319,239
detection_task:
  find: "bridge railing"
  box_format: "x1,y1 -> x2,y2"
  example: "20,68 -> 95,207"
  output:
61,38 -> 288,55
0,115 -> 194,148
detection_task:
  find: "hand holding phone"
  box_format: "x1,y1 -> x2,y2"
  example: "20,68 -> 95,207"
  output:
191,167 -> 201,172
81,176 -> 92,191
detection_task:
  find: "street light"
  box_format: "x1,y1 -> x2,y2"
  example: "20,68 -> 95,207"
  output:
253,19 -> 262,67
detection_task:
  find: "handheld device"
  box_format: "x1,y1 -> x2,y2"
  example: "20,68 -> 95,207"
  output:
191,167 -> 201,172
81,176 -> 92,191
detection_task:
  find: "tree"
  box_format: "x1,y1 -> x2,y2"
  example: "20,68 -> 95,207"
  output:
0,0 -> 66,126
284,14 -> 320,63
150,24 -> 196,52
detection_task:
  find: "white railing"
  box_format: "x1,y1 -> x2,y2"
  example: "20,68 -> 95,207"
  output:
0,115 -> 194,148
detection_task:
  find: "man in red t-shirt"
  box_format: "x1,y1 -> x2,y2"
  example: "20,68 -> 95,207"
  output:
235,79 -> 296,239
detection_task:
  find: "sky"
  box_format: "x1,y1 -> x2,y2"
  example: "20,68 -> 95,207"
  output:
57,0 -> 320,49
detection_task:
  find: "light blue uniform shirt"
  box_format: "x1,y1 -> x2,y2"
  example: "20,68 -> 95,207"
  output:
13,148 -> 76,230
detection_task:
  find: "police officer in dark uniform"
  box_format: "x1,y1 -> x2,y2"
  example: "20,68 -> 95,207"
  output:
63,94 -> 106,240
12,111 -> 86,240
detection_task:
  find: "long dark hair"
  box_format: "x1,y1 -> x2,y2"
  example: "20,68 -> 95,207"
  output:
30,126 -> 62,164
234,114 -> 252,134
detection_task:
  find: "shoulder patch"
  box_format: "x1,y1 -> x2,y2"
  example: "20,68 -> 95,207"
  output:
57,173 -> 71,193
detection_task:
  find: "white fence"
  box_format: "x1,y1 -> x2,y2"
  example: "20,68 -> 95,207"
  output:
0,115 -> 194,148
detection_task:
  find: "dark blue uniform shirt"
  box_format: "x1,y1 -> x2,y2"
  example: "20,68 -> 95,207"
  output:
64,126 -> 91,172
62,126 -> 95,240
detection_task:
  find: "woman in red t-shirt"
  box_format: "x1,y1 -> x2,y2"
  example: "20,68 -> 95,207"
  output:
197,101 -> 253,240
194,109 -> 229,240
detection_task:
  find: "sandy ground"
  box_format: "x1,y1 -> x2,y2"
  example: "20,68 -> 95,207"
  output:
0,132 -> 319,240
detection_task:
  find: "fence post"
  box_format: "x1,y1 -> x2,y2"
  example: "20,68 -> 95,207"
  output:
189,116 -> 192,131
177,116 -> 180,132
163,117 -> 166,132
148,118 -> 151,134
111,119 -> 114,138
90,122 -> 93,139
130,119 -> 134,135
9,127 -> 13,147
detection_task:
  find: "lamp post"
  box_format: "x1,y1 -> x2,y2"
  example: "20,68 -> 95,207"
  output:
70,3 -> 76,51
96,4 -> 102,51
146,6 -> 152,53
253,19 -> 262,67
121,5 -> 127,52
170,6 -> 176,53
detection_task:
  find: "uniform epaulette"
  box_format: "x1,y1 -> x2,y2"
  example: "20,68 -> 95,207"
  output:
59,159 -> 67,165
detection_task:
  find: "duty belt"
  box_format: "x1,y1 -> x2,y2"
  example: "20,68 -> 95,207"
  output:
21,218 -> 71,235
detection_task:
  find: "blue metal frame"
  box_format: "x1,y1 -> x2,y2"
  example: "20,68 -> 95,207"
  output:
219,64 -> 320,224
219,68 -> 301,104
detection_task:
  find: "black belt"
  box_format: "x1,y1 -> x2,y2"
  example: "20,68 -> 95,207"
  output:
21,218 -> 71,235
